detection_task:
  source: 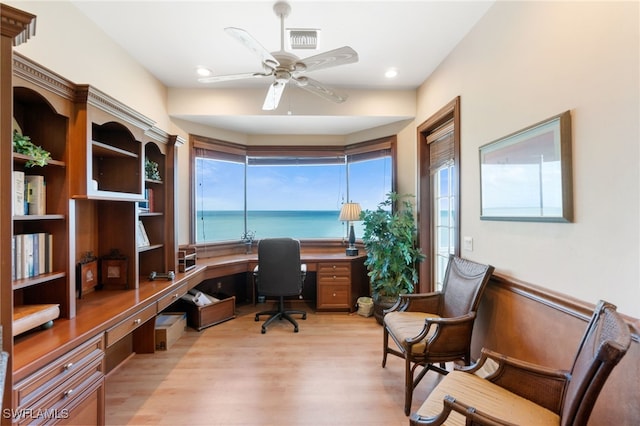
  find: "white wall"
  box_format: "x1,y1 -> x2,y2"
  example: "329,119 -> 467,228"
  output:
413,1 -> 639,316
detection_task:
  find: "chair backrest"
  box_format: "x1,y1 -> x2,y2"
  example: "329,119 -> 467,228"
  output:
560,300 -> 631,426
257,238 -> 303,297
440,255 -> 495,318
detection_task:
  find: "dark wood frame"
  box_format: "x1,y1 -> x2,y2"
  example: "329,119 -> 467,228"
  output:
479,110 -> 573,222
417,97 -> 461,293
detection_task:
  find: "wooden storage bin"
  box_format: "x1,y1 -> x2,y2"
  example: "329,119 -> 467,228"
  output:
155,312 -> 186,350
182,296 -> 235,331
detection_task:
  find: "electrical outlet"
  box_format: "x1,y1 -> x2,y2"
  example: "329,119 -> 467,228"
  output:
463,236 -> 473,251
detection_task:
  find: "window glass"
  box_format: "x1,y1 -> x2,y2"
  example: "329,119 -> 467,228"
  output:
246,162 -> 346,239
194,157 -> 245,242
347,156 -> 392,238
193,139 -> 394,243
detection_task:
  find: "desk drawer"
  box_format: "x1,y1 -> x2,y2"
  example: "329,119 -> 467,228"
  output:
318,263 -> 351,277
14,334 -> 104,410
318,284 -> 350,308
157,282 -> 189,311
16,358 -> 103,425
105,303 -> 156,347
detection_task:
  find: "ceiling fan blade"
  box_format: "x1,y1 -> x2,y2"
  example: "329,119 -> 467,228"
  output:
198,72 -> 271,84
225,27 -> 280,69
294,77 -> 348,103
300,46 -> 358,73
262,81 -> 286,110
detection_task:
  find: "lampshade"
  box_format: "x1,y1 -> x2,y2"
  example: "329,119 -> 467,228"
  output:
339,202 -> 362,222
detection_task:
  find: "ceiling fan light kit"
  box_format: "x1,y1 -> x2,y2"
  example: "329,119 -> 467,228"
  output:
198,1 -> 358,111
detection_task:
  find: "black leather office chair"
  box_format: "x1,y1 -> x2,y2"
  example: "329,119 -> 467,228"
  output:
254,238 -> 307,333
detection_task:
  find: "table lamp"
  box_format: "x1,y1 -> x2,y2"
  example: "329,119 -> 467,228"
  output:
339,202 -> 362,256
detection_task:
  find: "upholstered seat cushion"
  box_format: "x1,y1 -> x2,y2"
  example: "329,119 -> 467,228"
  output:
384,311 -> 440,353
415,371 -> 560,425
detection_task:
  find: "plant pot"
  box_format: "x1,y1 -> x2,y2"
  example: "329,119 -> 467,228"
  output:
373,295 -> 398,325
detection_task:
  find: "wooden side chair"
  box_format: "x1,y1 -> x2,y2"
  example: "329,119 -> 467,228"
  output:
410,300 -> 631,425
383,255 -> 495,415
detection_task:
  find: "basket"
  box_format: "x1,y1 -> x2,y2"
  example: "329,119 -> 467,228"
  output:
356,296 -> 374,317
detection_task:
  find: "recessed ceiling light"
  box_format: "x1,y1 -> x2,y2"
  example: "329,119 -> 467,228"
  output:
196,66 -> 212,77
385,68 -> 398,79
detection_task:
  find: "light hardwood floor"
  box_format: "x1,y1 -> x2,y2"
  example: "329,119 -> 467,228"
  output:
105,302 -> 444,425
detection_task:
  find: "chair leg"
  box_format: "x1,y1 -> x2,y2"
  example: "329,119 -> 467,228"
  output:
382,326 -> 389,367
256,296 -> 306,333
404,356 -> 413,416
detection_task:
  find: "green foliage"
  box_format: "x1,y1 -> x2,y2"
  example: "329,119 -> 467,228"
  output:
361,192 -> 425,300
12,130 -> 51,167
145,158 -> 162,181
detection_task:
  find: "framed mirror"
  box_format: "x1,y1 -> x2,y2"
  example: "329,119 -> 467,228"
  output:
479,111 -> 573,222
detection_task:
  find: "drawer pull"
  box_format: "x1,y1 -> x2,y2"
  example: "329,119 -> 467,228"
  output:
63,362 -> 74,371
332,265 -> 336,269
333,275 -> 336,280
64,389 -> 74,398
133,318 -> 142,325
333,293 -> 337,297
174,293 -> 179,298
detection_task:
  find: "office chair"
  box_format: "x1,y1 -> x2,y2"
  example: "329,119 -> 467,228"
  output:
254,238 -> 307,333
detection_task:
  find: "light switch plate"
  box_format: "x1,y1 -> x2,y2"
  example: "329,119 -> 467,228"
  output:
463,236 -> 473,251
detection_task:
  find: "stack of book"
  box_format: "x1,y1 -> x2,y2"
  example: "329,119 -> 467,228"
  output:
12,233 -> 54,280
12,172 -> 46,215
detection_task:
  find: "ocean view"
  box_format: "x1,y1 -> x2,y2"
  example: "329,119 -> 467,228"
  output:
195,210 -> 362,242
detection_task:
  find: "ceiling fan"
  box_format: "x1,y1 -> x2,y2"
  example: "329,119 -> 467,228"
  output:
198,1 -> 359,111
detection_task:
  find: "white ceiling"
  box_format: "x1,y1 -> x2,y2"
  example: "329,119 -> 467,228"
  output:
70,0 -> 494,135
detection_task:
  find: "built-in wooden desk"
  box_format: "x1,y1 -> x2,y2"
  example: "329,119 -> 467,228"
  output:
12,250 -> 369,381
196,252 -> 368,311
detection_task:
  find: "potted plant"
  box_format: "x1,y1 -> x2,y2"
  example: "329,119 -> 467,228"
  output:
13,130 -> 51,167
360,192 -> 425,324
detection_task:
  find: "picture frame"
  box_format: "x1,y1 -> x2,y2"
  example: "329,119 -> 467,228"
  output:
479,111 -> 573,222
101,250 -> 128,288
77,259 -> 98,298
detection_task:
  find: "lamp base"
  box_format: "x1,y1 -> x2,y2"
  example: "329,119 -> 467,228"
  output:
345,247 -> 359,256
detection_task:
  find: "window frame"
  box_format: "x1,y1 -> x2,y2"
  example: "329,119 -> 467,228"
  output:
189,135 -> 396,245
417,97 -> 461,293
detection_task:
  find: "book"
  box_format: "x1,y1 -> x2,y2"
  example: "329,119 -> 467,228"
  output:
32,233 -> 39,276
12,171 -> 25,216
25,175 -> 46,215
15,235 -> 22,279
137,220 -> 150,247
22,234 -> 34,279
147,187 -> 155,212
45,233 -> 53,273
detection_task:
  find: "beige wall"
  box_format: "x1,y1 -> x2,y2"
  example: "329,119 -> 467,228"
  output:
413,1 -> 639,317
9,1 -> 639,317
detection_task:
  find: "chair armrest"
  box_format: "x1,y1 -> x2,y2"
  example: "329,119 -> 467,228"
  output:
409,395 -> 518,426
460,348 -> 569,414
386,292 -> 443,314
406,312 -> 476,348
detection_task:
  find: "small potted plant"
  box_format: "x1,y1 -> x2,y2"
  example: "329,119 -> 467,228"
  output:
360,192 -> 425,324
13,130 -> 51,167
241,230 -> 256,254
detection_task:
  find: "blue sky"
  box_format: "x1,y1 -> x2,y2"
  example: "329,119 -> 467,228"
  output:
196,157 -> 391,212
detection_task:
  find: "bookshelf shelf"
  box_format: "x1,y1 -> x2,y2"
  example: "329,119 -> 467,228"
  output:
12,272 -> 67,290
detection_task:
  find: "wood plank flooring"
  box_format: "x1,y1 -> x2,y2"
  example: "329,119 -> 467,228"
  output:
105,302 -> 444,425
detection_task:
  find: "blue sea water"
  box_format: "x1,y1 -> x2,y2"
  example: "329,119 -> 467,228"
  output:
195,210 -> 359,242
